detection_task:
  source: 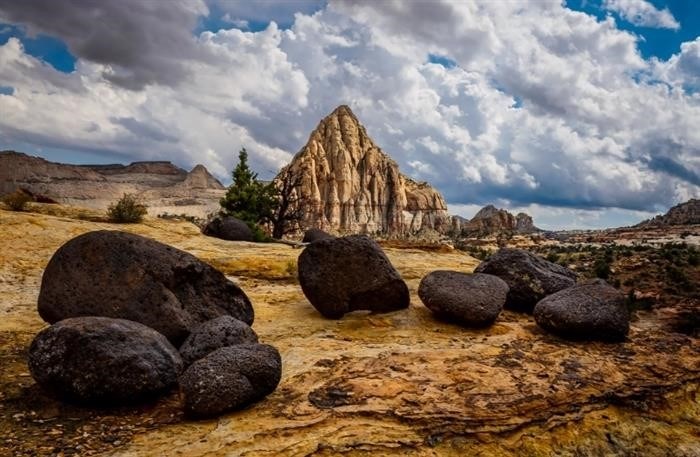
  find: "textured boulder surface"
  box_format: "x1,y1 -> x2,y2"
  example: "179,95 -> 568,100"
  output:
474,248 -> 577,312
28,317 -> 182,404
533,280 -> 630,341
179,316 -> 258,366
202,215 -> 254,242
298,235 -> 409,318
179,344 -> 282,418
418,271 -> 508,327
302,228 -> 334,243
38,230 -> 253,344
275,106 -> 451,235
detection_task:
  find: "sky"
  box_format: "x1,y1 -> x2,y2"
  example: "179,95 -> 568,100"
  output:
0,0 -> 699,230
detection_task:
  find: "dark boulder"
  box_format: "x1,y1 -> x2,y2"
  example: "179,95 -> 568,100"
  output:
297,235 -> 409,319
302,228 -> 334,243
418,271 -> 508,327
179,316 -> 258,366
533,279 -> 630,341
28,317 -> 182,404
202,215 -> 254,242
38,230 -> 253,344
179,343 -> 282,418
474,248 -> 576,312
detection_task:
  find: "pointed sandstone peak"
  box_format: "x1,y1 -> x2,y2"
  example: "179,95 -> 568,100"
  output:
183,164 -> 224,190
278,106 -> 450,235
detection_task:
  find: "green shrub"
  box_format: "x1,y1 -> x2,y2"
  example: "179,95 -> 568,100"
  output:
593,257 -> 611,280
107,193 -> 147,223
546,252 -> 559,263
2,190 -> 32,211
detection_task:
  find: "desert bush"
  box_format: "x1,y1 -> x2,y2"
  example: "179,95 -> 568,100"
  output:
107,193 -> 147,223
593,257 -> 611,280
546,252 -> 559,263
2,190 -> 32,211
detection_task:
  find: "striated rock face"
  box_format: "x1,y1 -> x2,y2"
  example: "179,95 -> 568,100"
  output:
276,106 -> 451,235
461,205 -> 538,236
0,151 -> 224,218
638,199 -> 700,226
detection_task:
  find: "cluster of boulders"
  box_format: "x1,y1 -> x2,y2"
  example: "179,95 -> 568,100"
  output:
297,234 -> 630,342
28,230 -> 281,417
28,227 -> 631,421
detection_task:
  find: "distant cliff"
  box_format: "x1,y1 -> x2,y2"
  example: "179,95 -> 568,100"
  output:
0,151 -> 224,218
637,199 -> 700,227
460,205 -> 539,236
275,105 -> 451,235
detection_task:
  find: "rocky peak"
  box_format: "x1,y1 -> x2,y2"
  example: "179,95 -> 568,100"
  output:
182,164 -> 224,190
276,106 -> 450,235
637,199 -> 700,226
461,205 -> 538,236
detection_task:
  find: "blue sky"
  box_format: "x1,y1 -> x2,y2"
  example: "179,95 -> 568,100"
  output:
0,0 -> 698,229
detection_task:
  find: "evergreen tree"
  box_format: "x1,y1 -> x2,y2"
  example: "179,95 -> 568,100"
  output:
220,148 -> 277,236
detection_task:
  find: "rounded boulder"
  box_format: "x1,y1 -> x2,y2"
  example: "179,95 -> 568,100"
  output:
202,215 -> 254,241
474,248 -> 577,313
179,343 -> 282,418
37,230 -> 254,344
418,271 -> 508,327
533,280 -> 630,341
302,228 -> 334,243
179,315 -> 259,366
28,317 -> 183,404
297,235 -> 409,319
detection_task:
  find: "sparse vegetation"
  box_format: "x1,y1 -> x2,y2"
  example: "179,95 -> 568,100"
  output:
2,190 -> 32,211
107,193 -> 148,223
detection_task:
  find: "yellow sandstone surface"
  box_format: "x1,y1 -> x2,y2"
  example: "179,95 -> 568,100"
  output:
0,206 -> 698,456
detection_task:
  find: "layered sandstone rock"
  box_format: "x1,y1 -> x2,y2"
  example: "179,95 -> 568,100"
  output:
461,205 -> 538,236
276,106 -> 451,235
0,151 -> 224,218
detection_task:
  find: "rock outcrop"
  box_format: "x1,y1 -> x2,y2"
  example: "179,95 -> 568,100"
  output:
275,106 -> 451,235
460,205 -> 538,236
637,199 -> 700,226
28,317 -> 182,404
0,151 -> 224,218
297,235 -> 410,318
38,230 -> 254,344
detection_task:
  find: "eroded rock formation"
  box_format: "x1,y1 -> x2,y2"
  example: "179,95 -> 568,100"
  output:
461,205 -> 539,236
0,151 -> 224,218
276,106 -> 451,235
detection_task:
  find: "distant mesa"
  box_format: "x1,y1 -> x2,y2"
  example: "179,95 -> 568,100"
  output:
276,105 -> 452,236
0,150 -> 224,218
636,199 -> 700,227
460,204 -> 539,236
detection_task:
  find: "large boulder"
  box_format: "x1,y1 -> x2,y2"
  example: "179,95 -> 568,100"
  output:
474,248 -> 577,312
179,343 -> 282,418
202,215 -> 254,241
38,230 -> 253,344
418,271 -> 508,327
533,280 -> 630,341
297,235 -> 410,319
28,317 -> 182,404
302,228 -> 334,243
179,316 -> 258,366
